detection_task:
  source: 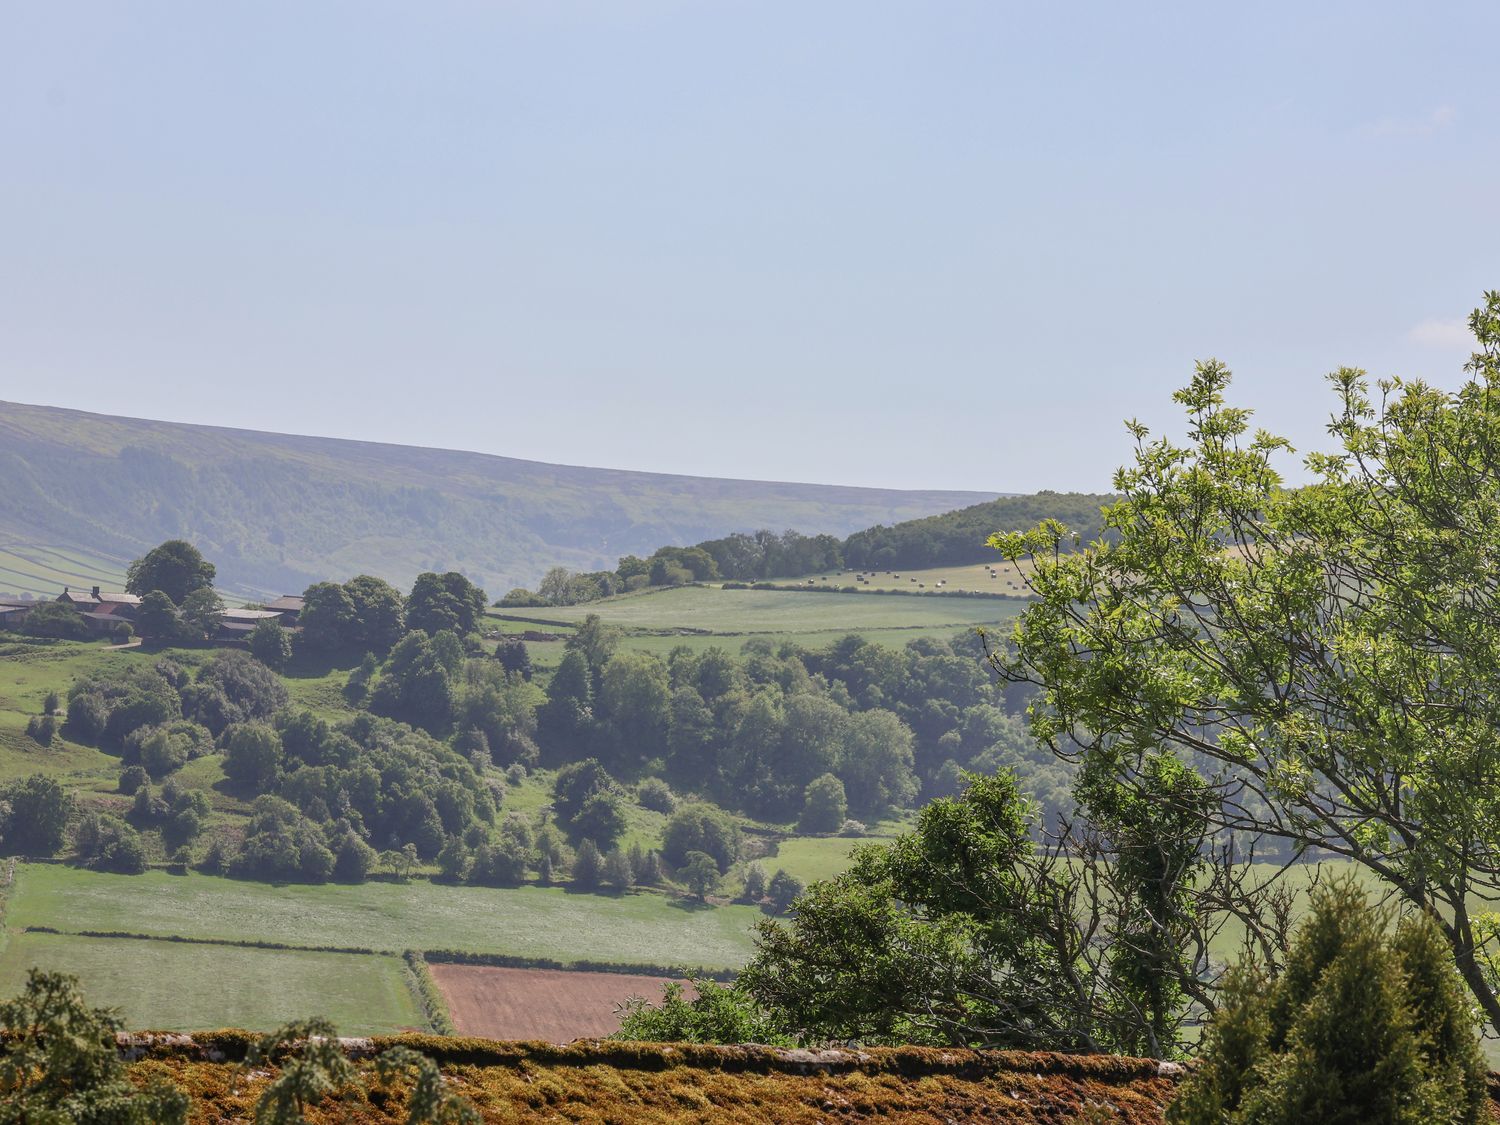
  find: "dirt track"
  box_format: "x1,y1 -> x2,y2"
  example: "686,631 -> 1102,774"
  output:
430,964 -> 691,1042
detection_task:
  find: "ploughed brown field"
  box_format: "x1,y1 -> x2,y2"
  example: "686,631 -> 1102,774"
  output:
431,964 -> 693,1041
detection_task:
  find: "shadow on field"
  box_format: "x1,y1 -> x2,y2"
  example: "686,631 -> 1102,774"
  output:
665,896 -> 717,913
283,649 -> 364,680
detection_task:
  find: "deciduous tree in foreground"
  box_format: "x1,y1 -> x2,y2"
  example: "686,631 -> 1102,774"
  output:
994,291 -> 1500,1030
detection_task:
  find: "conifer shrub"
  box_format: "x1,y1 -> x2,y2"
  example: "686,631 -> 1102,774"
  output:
1168,877 -> 1486,1125
0,969 -> 190,1122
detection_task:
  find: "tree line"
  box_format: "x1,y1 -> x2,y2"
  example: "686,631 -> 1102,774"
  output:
609,292 -> 1500,1125
497,493 -> 1113,606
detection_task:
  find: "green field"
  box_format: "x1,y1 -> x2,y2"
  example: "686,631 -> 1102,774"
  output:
495,585 -> 1023,636
764,835 -> 879,885
7,864 -> 763,970
0,642 -> 124,785
0,542 -> 131,600
0,930 -> 422,1035
762,560 -> 1033,597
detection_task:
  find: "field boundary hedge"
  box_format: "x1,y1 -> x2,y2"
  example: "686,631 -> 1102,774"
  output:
23,926 -> 381,957
402,950 -> 456,1036
421,948 -> 737,983
19,927 -> 740,982
726,581 -> 1028,601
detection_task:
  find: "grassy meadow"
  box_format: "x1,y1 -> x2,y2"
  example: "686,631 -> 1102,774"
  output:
761,560 -> 1034,597
499,585 -> 1021,634
0,930 -> 422,1035
0,542 -> 131,601
6,864 -> 763,971
493,583 -> 1024,671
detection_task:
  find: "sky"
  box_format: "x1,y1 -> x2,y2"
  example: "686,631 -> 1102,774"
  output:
2,2 -> 1497,493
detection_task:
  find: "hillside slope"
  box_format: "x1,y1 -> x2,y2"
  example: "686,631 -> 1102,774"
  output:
0,400 -> 991,597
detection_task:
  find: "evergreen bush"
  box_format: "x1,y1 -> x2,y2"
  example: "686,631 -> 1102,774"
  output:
1168,877 -> 1486,1125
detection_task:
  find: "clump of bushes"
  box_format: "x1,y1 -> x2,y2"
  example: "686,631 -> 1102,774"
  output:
797,773 -> 846,833
614,980 -> 791,1046
661,803 -> 741,873
637,777 -> 676,814
73,812 -> 147,873
1168,878 -> 1487,1124
24,714 -> 56,746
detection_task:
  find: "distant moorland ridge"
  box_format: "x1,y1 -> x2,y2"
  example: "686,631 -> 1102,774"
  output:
0,400 -> 995,597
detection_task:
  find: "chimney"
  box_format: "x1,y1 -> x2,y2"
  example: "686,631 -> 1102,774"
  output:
92,586 -> 101,600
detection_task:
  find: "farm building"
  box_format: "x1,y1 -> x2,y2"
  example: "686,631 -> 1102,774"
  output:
8,585 -> 301,642
217,606 -> 289,640
57,586 -> 142,635
261,593 -> 305,622
56,586 -> 101,611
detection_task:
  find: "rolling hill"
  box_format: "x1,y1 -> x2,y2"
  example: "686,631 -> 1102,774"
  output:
0,400 -> 992,598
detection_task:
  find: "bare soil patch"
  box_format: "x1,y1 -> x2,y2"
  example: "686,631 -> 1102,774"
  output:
430,964 -> 692,1042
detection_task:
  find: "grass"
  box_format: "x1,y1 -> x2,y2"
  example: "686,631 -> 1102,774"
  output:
756,814 -> 916,885
0,542 -> 131,600
0,930 -> 423,1034
0,640 -> 128,786
763,836 -> 875,885
8,864 -> 764,971
762,560 -> 1033,597
502,583 -> 1022,671
493,585 -> 1023,636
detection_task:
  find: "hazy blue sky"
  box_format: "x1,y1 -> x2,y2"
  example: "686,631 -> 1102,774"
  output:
3,2 -> 1497,492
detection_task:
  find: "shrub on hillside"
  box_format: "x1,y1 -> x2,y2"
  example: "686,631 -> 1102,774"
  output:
183,649 -> 288,733
65,691 -> 109,742
572,839 -> 603,889
136,720 -> 212,777
232,795 -> 336,882
798,773 -> 847,834
494,635 -> 533,680
682,851 -> 720,901
552,759 -> 627,847
661,803 -> 741,873
767,869 -> 803,915
73,812 -> 147,873
222,722 -> 284,790
602,848 -> 634,889
0,774 -> 72,857
1167,878 -> 1487,1124
332,829 -> 377,882
740,864 -> 767,903
24,713 -> 56,747
127,779 -> 211,852
118,764 -> 151,795
637,777 -> 676,814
